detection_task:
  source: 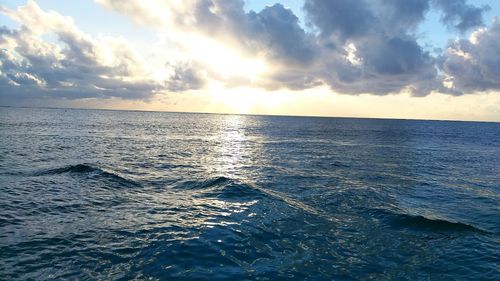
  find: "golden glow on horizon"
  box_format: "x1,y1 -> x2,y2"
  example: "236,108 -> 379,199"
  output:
207,83 -> 291,114
54,87 -> 500,122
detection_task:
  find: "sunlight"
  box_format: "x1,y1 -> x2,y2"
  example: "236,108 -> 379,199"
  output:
173,32 -> 267,80
206,84 -> 283,114
210,86 -> 254,114
224,94 -> 254,114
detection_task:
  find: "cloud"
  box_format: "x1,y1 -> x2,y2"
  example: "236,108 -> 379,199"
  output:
118,0 -> 317,65
376,0 -> 431,32
301,0 -> 439,95
284,0 -> 490,96
97,0 -> 320,89
167,62 -> 205,92
0,0 -> 204,101
304,0 -> 375,40
433,0 -> 490,32
441,18 -> 500,94
1,0 -> 497,102
95,0 -> 494,96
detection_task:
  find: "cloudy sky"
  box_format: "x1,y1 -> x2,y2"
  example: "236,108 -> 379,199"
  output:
1,0 -> 500,121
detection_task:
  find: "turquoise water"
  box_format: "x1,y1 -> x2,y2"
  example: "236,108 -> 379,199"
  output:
1,107 -> 499,280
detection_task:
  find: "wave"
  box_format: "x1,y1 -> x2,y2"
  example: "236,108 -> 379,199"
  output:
371,209 -> 488,233
35,164 -> 141,188
179,176 -> 265,200
41,164 -> 101,174
178,176 -> 323,216
189,176 -> 233,189
390,214 -> 487,233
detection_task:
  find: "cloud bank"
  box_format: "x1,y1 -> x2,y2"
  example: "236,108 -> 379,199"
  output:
0,0 -> 204,101
1,0 -> 498,102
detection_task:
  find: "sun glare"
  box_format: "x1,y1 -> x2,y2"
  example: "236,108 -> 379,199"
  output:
175,32 -> 267,80
205,83 -> 296,115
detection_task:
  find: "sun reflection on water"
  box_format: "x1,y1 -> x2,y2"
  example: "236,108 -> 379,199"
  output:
208,115 -> 264,181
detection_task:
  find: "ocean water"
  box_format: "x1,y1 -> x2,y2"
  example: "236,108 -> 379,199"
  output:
0,107 -> 499,280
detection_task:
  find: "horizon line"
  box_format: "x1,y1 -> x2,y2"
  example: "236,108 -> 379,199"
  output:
1,105 -> 498,124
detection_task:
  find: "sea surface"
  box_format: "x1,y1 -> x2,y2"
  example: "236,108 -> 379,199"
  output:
0,107 -> 499,280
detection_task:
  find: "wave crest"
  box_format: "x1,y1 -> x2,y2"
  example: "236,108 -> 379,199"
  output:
177,176 -> 323,216
178,176 -> 265,200
41,164 -> 101,174
35,164 -> 140,188
371,209 -> 488,233
390,213 -> 486,233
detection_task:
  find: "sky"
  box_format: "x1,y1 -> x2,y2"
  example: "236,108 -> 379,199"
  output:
1,0 -> 500,121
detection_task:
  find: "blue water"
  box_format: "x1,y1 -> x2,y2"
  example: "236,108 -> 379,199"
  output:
1,107 -> 499,280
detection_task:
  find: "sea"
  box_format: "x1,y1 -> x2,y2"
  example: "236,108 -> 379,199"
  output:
0,107 -> 499,280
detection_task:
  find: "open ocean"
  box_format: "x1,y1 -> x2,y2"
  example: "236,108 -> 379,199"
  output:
0,107 -> 499,280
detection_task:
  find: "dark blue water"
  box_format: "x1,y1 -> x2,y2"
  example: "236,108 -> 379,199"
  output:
1,107 -> 499,280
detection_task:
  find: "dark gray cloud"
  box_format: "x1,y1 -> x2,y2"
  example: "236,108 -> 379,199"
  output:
360,36 -> 432,76
376,0 -> 431,33
246,4 -> 317,65
167,62 -> 205,92
301,0 -> 440,95
433,0 -> 490,32
304,0 -> 375,40
299,0 -> 494,95
302,0 -> 429,39
440,19 -> 500,94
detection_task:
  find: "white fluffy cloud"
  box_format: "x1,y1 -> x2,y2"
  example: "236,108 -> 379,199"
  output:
0,0 -> 205,100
